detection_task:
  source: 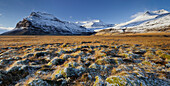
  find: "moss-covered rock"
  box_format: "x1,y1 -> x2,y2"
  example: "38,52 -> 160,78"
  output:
89,63 -> 101,70
64,67 -> 77,78
28,79 -> 50,86
160,53 -> 170,61
106,76 -> 126,86
93,76 -> 105,86
34,51 -> 49,58
48,57 -> 64,65
95,58 -> 116,65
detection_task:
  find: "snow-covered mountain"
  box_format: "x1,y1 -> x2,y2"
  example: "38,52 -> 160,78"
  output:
104,9 -> 170,33
75,20 -> 114,30
2,12 -> 92,35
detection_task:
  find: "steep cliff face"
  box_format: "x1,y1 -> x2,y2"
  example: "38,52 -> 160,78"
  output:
2,12 -> 92,35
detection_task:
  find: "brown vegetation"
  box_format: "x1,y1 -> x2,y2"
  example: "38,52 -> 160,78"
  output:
0,32 -> 170,53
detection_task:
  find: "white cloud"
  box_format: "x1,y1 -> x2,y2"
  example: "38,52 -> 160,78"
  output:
0,26 -> 13,30
131,12 -> 144,18
0,27 -> 13,34
0,14 -> 2,16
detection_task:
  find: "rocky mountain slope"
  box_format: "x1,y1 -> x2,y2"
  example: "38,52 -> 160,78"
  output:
98,9 -> 170,33
2,12 -> 92,35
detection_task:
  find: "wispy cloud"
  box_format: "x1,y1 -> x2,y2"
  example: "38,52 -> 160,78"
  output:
0,14 -> 2,16
0,26 -> 13,30
0,26 -> 13,34
131,12 -> 144,18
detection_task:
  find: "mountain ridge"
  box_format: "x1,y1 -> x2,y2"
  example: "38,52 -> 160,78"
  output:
2,12 -> 93,35
99,9 -> 170,33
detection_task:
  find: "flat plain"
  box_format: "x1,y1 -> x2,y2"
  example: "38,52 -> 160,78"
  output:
0,32 -> 170,53
0,33 -> 170,85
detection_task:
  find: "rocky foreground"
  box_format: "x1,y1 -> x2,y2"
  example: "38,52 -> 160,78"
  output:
0,41 -> 169,86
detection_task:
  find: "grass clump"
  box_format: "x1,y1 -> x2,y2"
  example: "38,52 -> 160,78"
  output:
142,60 -> 151,66
120,53 -> 129,58
144,51 -> 156,59
93,76 -> 104,86
95,58 -> 110,65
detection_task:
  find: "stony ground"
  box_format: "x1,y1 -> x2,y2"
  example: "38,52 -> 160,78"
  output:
0,40 -> 170,86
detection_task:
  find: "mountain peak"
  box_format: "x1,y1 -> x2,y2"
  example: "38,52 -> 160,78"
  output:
142,9 -> 169,16
152,9 -> 169,14
143,11 -> 153,15
28,12 -> 61,21
90,20 -> 101,23
30,12 -> 54,17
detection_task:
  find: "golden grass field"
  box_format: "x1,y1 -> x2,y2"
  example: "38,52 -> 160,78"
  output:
0,32 -> 170,53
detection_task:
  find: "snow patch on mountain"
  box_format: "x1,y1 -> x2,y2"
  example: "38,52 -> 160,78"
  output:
75,20 -> 114,31
105,9 -> 170,33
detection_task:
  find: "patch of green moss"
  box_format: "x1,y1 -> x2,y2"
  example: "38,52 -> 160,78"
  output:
106,76 -> 126,86
121,53 -> 129,58
63,62 -> 78,68
144,51 -> 155,58
142,60 -> 151,65
155,50 -> 164,55
89,63 -> 100,69
47,62 -> 52,66
52,68 -> 66,80
115,58 -> 123,65
160,54 -> 170,61
93,76 -> 100,86
95,58 -> 110,65
60,69 -> 66,77
52,69 -> 60,80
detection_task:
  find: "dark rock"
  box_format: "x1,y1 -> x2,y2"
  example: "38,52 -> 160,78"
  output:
123,59 -> 134,63
81,41 -> 92,44
28,79 -> 50,86
100,45 -> 109,48
34,51 -> 49,58
50,58 -> 65,65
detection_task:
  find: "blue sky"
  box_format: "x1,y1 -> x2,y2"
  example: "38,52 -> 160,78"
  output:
0,0 -> 170,29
